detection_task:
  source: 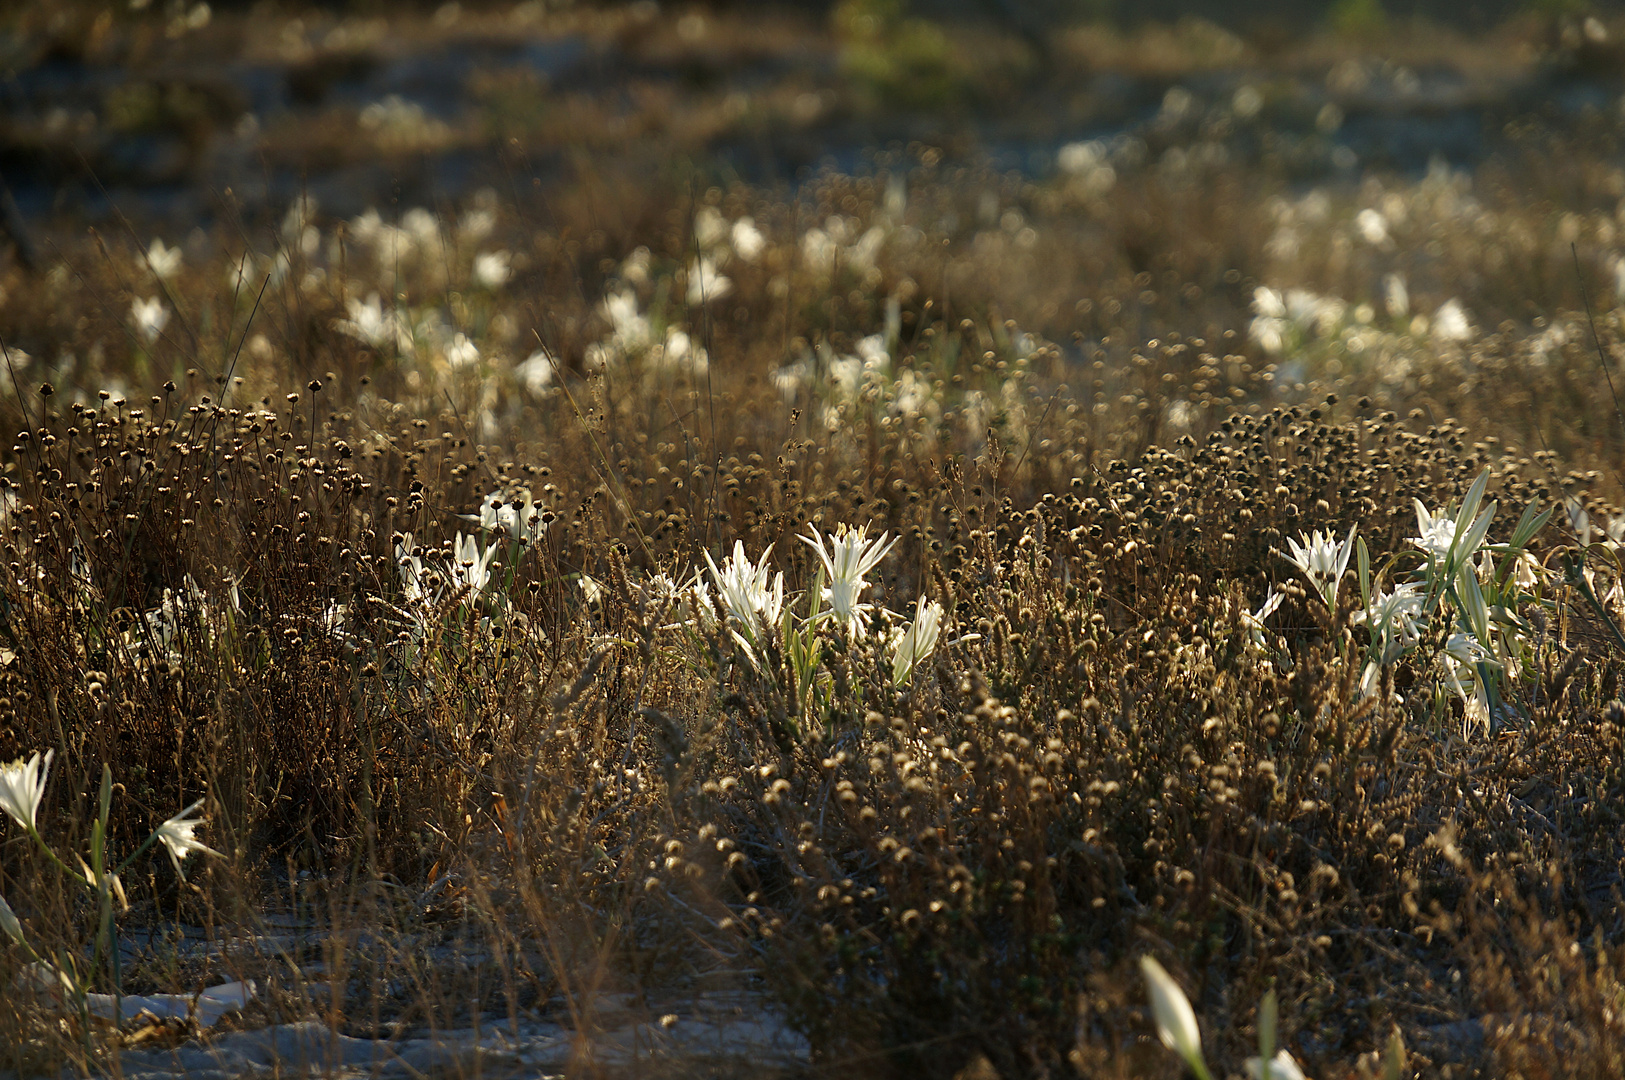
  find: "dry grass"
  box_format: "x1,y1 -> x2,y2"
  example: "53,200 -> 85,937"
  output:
2,3 -> 1625,1079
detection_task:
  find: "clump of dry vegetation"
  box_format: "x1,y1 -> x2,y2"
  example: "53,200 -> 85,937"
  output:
3,3 -> 1625,1079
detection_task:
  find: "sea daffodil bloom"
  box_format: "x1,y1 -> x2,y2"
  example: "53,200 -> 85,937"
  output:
704,541 -> 784,645
0,892 -> 24,945
1140,956 -> 1214,1080
800,523 -> 897,634
891,595 -> 944,686
1246,1050 -> 1307,1080
0,750 -> 52,833
469,490 -> 543,545
1284,525 -> 1357,611
155,800 -> 222,874
449,533 -> 497,598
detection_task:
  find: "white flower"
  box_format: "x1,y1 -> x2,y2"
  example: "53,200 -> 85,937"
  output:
335,293 -> 408,351
1246,1050 -> 1306,1080
602,288 -> 651,351
145,238 -> 183,281
1566,496 -> 1594,546
155,799 -> 222,874
469,489 -> 543,545
799,523 -> 897,634
891,595 -> 943,686
131,296 -> 169,344
1140,957 -> 1212,1080
514,348 -> 556,395
1241,589 -> 1283,653
686,257 -> 732,306
1384,273 -> 1409,318
694,206 -> 729,250
1359,580 -> 1426,662
1284,525 -> 1357,610
1252,286 -> 1286,319
1444,633 -> 1495,735
0,750 -> 52,833
445,332 -> 480,369
1432,298 -> 1472,342
473,250 -> 511,289
1412,493 -> 1495,570
731,216 -> 765,261
320,601 -> 349,642
0,892 -> 24,945
450,533 -> 497,598
396,532 -> 437,608
1355,207 -> 1389,246
703,541 -> 784,645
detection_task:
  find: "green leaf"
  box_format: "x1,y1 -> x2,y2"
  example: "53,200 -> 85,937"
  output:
1258,988 -> 1278,1066
1509,501 -> 1553,552
1357,536 -> 1371,617
1458,565 -> 1490,644
1454,469 -> 1491,543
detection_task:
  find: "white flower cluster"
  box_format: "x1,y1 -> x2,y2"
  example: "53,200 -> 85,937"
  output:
1268,471 -> 1550,738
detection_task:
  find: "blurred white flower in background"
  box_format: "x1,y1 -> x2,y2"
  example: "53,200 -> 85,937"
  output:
514,348 -> 556,395
686,257 -> 732,305
694,206 -> 729,250
731,217 -> 765,262
449,533 -> 497,597
1355,207 -> 1389,246
131,296 -> 169,344
1245,1050 -> 1306,1080
1432,298 -> 1473,342
145,238 -> 183,281
1139,957 -> 1213,1080
602,288 -> 652,351
473,250 -> 512,289
336,293 -> 408,351
469,489 -> 543,545
445,332 -> 480,369
1384,273 -> 1409,318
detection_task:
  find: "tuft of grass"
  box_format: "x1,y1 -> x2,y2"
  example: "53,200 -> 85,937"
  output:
1,5 -> 1624,1078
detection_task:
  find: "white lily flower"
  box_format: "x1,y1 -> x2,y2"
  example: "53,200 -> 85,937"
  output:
1246,1050 -> 1307,1080
335,292 -> 411,351
155,799 -> 222,874
686,257 -> 732,306
1359,580 -> 1425,660
473,250 -> 512,289
1411,504 -> 1460,562
1444,632 -> 1496,733
703,541 -> 784,645
469,489 -> 544,545
0,892 -> 25,945
891,595 -> 944,686
1140,956 -> 1213,1080
731,216 -> 765,262
1412,479 -> 1496,572
1565,496 -> 1594,547
0,749 -> 52,833
145,238 -> 183,281
1241,589 -> 1283,653
799,523 -> 897,634
449,533 -> 497,598
131,296 -> 169,344
1284,525 -> 1357,610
